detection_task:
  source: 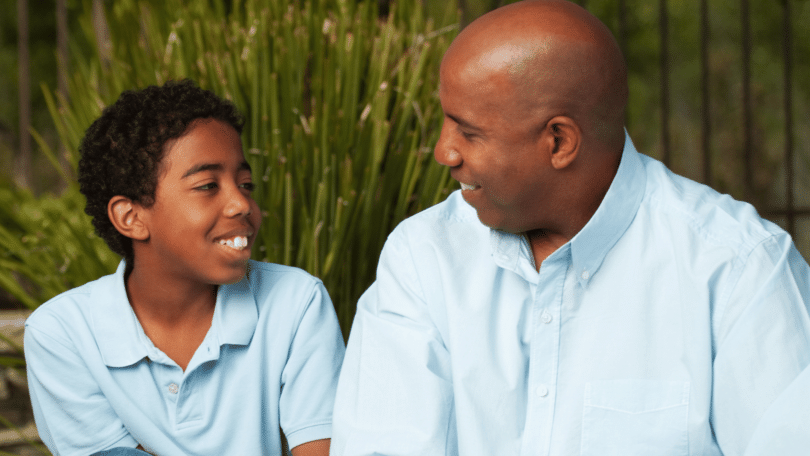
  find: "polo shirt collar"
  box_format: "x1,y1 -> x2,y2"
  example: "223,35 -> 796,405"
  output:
569,130 -> 646,287
91,261 -> 258,368
212,262 -> 258,347
489,130 -> 645,286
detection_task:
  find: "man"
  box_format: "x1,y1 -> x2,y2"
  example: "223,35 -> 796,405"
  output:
331,1 -> 810,454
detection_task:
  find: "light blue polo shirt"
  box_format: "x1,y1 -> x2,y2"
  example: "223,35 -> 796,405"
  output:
25,260 -> 345,456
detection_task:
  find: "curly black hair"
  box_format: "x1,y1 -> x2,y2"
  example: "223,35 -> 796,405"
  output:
78,79 -> 244,263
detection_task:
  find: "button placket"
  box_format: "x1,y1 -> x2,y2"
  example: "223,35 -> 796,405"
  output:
520,257 -> 567,456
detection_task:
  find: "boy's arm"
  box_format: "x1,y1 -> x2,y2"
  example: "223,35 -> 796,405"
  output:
292,438 -> 330,456
279,281 -> 345,450
24,323 -> 141,455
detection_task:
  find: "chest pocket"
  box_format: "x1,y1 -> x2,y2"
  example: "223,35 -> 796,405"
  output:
580,379 -> 690,456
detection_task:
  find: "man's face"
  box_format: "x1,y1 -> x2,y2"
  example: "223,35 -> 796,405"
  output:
434,54 -> 552,233
139,118 -> 261,285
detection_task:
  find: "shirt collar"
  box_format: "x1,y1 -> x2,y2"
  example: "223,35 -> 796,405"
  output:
91,260 -> 258,368
212,262 -> 258,347
569,130 -> 646,286
489,131 -> 646,286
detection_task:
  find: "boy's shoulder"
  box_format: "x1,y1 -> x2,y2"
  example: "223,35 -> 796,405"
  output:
243,260 -> 325,305
25,270 -> 120,345
246,260 -> 322,286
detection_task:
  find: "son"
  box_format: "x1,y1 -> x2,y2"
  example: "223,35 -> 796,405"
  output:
24,80 -> 344,456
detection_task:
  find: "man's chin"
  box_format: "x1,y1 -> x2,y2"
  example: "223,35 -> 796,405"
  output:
475,212 -> 520,234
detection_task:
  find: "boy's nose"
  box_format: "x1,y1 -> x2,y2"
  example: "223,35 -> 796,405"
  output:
224,186 -> 253,217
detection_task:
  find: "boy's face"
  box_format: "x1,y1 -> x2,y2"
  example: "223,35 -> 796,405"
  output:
138,118 -> 261,285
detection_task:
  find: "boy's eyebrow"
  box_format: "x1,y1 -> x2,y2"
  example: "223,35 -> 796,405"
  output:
182,161 -> 252,179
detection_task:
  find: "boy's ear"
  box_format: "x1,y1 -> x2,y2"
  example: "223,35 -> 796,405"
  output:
108,196 -> 150,241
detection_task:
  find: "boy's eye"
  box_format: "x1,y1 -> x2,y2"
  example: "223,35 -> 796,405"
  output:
240,182 -> 255,191
196,182 -> 218,190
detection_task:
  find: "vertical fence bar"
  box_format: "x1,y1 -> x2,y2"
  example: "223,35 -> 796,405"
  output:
57,0 -> 71,180
617,0 -> 627,52
617,0 -> 628,127
57,0 -> 68,101
782,0 -> 794,235
16,0 -> 31,189
741,0 -> 753,201
659,0 -> 671,166
700,0 -> 711,185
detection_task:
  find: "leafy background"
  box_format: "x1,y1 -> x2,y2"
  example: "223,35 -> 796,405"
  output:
1,0 -> 810,452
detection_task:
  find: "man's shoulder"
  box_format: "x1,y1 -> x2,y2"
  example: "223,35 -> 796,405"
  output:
639,154 -> 783,250
380,191 -> 492,270
396,190 -> 481,233
407,190 -> 478,223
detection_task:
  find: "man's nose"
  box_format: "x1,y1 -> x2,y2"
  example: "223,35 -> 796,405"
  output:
434,123 -> 462,168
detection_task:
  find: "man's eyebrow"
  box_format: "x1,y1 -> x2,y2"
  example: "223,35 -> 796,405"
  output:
446,113 -> 483,133
181,161 -> 252,179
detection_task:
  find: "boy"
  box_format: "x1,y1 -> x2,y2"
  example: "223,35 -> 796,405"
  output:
24,80 -> 344,455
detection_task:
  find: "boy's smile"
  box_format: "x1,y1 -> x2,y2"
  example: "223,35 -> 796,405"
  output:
136,118 -> 261,286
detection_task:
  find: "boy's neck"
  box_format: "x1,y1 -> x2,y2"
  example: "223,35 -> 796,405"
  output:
125,263 -> 217,323
125,261 -> 217,371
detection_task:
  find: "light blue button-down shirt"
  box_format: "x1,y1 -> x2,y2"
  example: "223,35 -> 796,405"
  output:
25,260 -> 345,456
332,134 -> 810,455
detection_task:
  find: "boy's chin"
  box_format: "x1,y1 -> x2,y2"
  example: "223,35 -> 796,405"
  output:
212,260 -> 250,285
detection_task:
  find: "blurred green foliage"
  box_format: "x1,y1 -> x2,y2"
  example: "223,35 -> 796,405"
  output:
1,0 -> 460,341
2,0 -> 810,450
1,0 -> 809,325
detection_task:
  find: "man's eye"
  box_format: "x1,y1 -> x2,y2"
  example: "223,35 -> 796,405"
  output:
196,183 -> 218,190
241,182 -> 255,191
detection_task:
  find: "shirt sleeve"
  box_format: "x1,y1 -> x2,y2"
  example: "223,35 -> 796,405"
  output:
331,227 -> 457,456
710,233 -> 810,455
279,280 -> 346,450
24,323 -> 139,456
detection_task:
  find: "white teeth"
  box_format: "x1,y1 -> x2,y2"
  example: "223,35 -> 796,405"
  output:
460,183 -> 476,191
219,236 -> 249,250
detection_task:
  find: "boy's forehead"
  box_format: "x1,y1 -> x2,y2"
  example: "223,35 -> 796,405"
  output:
156,118 -> 246,178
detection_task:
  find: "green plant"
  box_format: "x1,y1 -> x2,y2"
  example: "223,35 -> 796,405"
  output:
3,0 -> 460,341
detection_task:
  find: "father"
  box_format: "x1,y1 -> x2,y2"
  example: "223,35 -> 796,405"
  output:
332,1 -> 810,454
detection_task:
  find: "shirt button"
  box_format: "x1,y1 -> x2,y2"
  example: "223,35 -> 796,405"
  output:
581,270 -> 590,280
541,312 -> 552,324
168,383 -> 179,394
535,385 -> 549,397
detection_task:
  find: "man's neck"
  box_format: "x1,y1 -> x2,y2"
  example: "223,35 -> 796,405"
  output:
526,229 -> 570,271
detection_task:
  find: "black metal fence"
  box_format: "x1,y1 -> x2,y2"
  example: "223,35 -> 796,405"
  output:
587,0 -> 809,258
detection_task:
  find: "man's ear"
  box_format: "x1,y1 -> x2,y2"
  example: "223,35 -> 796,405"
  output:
541,116 -> 581,170
108,196 -> 149,241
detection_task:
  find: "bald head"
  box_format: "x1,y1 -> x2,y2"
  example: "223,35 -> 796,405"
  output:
443,0 -> 628,151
